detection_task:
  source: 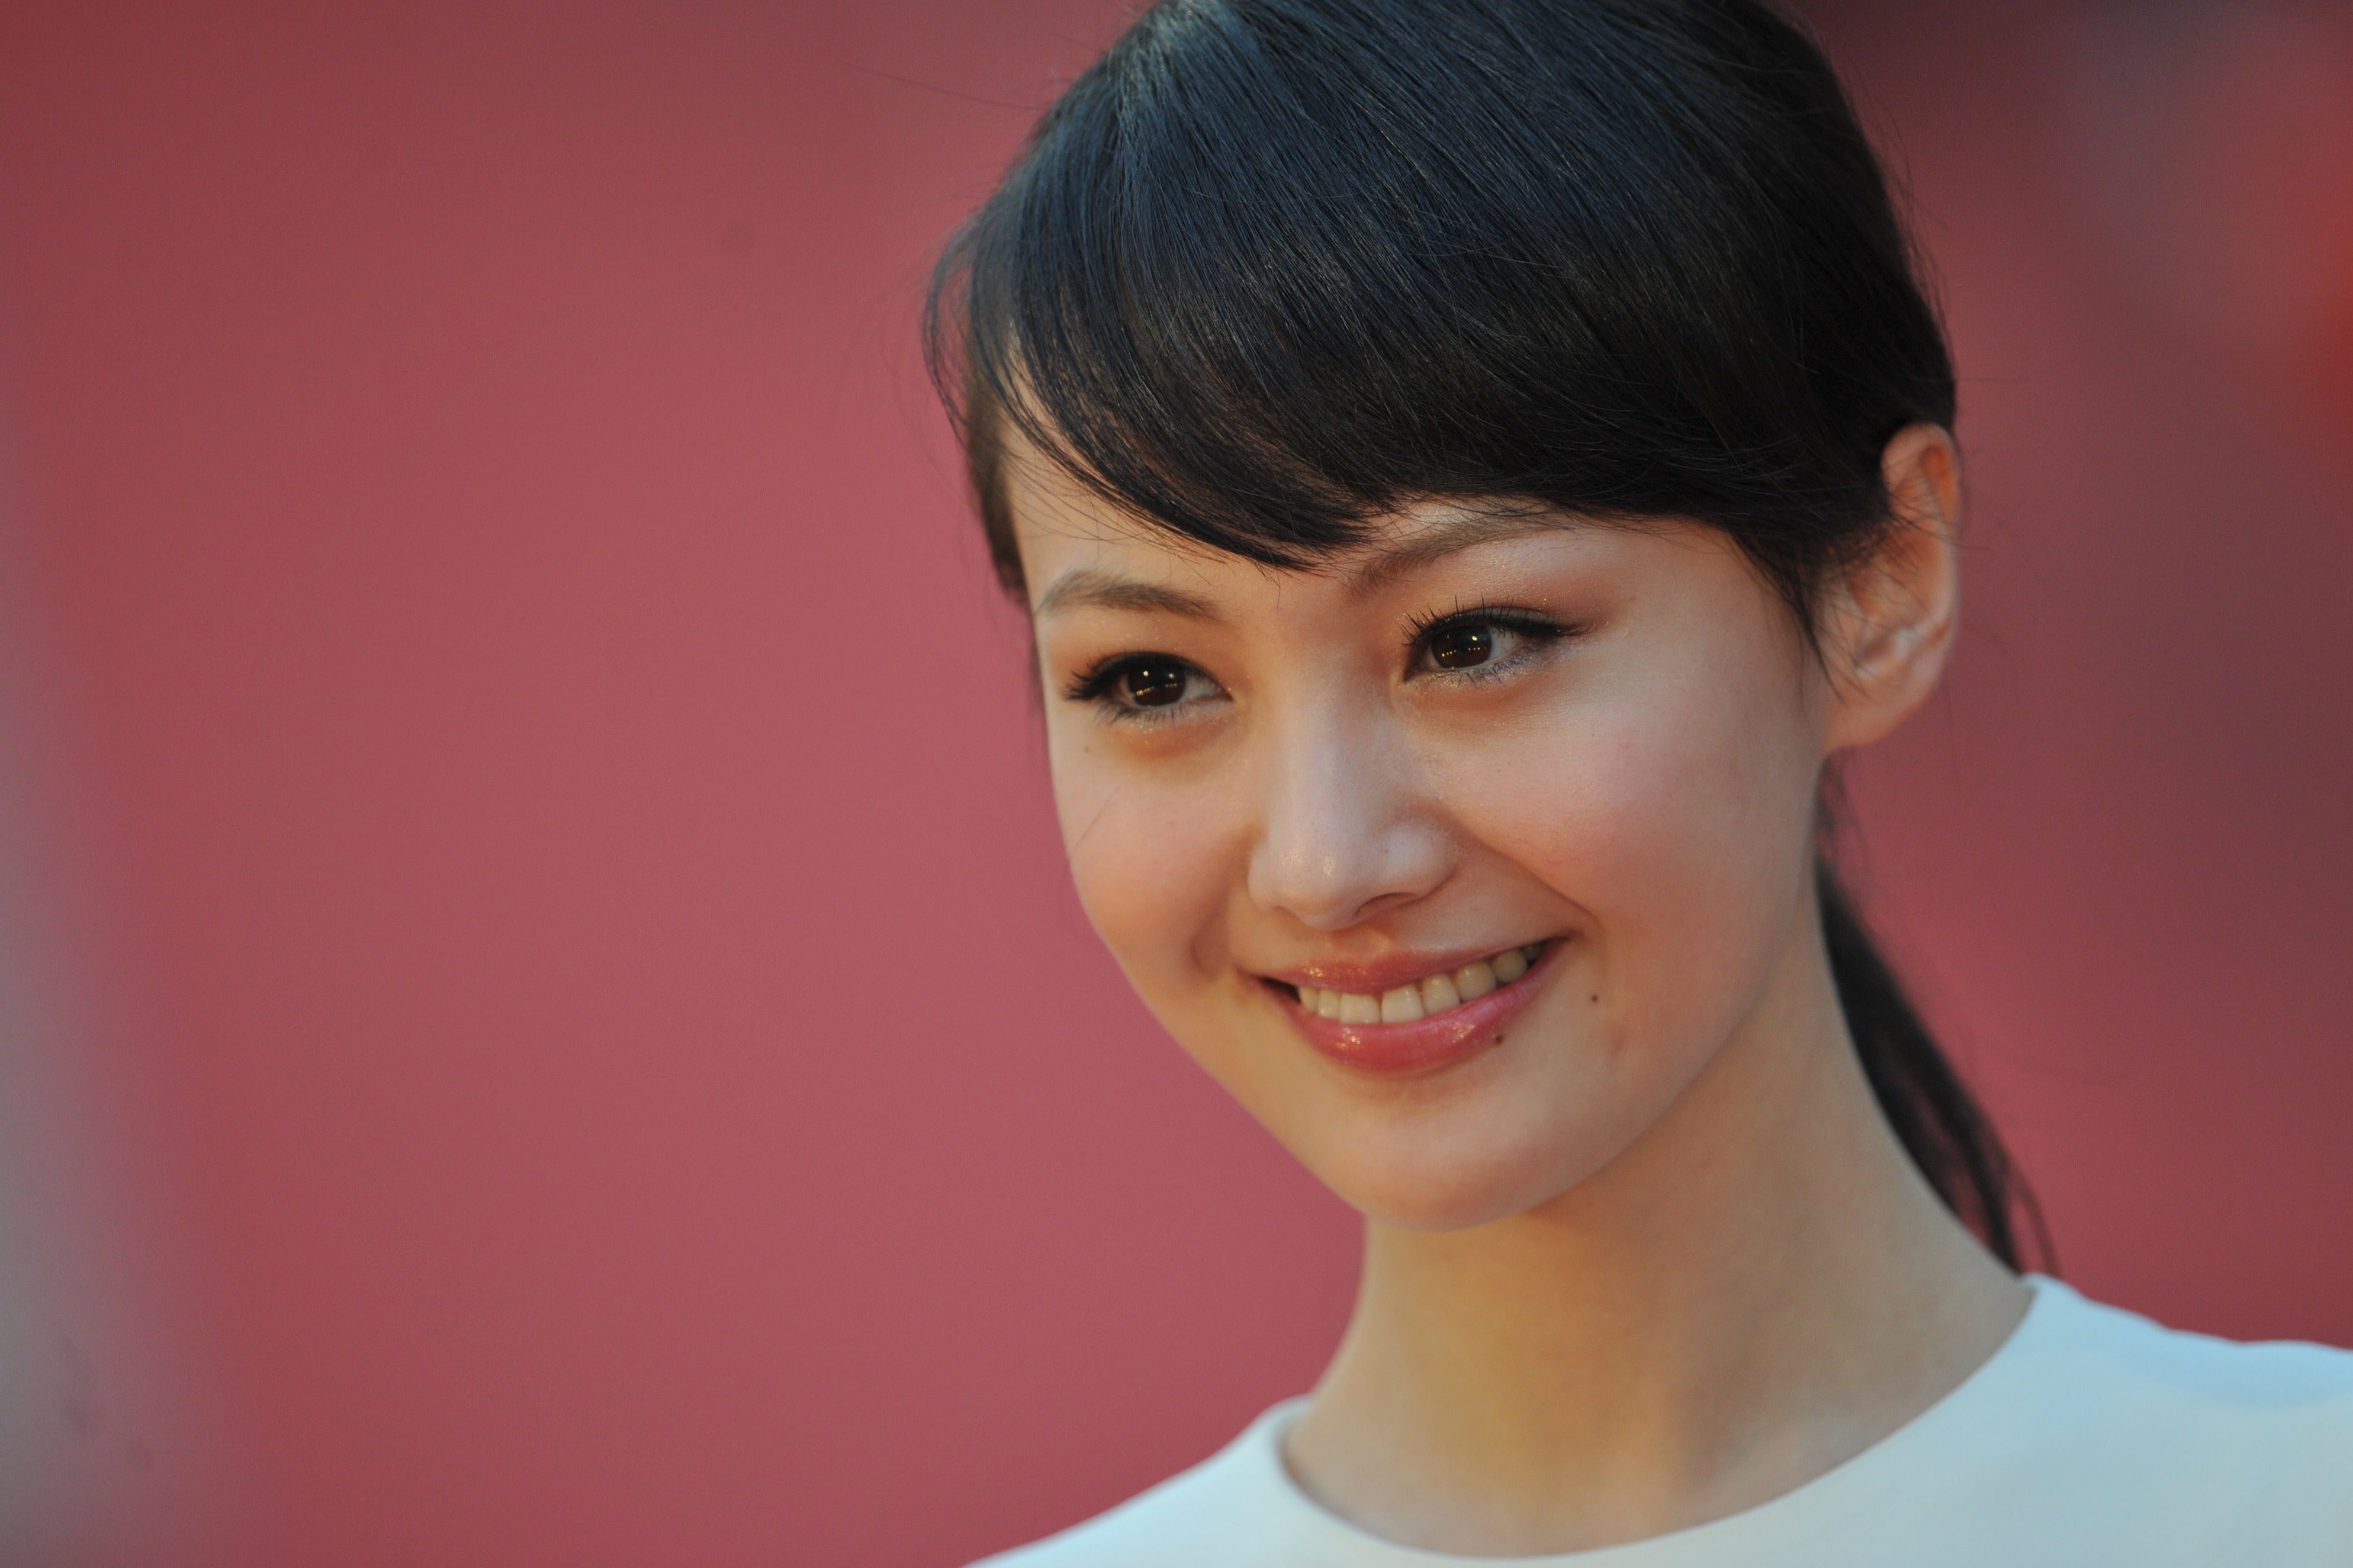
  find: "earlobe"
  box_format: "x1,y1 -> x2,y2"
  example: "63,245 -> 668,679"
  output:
1822,423 -> 1963,752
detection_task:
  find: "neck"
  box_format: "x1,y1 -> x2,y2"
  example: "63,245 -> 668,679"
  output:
1285,920 -> 2027,1556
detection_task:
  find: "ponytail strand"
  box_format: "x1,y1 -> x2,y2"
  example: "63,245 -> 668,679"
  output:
1818,861 -> 2052,1272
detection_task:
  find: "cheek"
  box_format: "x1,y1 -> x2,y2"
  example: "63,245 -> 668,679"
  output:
1046,723 -> 1237,1001
1313,657 -> 1821,1225
1442,650 -> 1821,1020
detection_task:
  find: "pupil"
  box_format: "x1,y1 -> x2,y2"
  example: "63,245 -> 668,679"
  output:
1431,624 -> 1493,669
1123,661 -> 1188,706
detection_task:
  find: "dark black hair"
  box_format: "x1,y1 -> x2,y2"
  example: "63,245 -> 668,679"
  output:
928,0 -> 2047,1268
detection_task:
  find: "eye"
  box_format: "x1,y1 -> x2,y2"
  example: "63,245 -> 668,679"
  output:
1116,658 -> 1193,707
1426,622 -> 1498,670
1064,652 -> 1225,720
1409,607 -> 1567,678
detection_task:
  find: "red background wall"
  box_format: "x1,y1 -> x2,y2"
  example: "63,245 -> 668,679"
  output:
0,2 -> 2343,1563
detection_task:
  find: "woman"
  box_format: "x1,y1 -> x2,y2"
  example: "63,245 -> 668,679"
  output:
928,1 -> 2353,1561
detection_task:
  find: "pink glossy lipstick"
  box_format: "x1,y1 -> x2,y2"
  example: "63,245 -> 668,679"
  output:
1262,939 -> 1558,1077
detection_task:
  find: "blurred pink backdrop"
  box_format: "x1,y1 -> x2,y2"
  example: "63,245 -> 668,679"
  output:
0,1 -> 2343,1563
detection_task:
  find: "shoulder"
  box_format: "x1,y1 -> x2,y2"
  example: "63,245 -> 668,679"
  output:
1910,1279 -> 2353,1556
966,1402 -> 1314,1568
2018,1277 -> 2353,1415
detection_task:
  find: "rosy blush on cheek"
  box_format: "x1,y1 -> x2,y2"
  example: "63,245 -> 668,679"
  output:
1052,760 -> 1245,1025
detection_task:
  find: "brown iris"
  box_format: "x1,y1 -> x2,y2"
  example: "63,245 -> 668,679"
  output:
1426,623 -> 1494,669
1121,660 -> 1191,706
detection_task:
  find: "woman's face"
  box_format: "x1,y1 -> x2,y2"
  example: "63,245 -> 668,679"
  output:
1010,453 -> 1905,1232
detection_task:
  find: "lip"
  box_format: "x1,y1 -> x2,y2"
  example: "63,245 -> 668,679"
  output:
1264,940 -> 1560,1078
1260,942 -> 1542,997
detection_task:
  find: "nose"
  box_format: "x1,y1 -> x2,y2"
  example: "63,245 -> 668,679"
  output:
1245,700 -> 1452,931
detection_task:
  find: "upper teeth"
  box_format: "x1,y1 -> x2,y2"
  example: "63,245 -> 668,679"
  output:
1297,944 -> 1545,1024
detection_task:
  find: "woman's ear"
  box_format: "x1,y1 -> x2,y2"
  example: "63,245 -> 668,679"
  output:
1821,423 -> 1963,751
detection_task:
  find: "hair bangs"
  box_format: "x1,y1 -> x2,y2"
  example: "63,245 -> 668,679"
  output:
928,0 -> 1955,625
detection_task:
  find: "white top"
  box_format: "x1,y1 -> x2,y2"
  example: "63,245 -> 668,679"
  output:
976,1279 -> 2353,1566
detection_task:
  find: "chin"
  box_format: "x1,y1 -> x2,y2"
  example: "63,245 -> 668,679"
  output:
1300,1114 -> 1612,1233
1196,1003 -> 1670,1233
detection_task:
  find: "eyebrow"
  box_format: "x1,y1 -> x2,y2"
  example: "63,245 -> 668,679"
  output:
1032,567 -> 1223,621
1028,510 -> 1573,619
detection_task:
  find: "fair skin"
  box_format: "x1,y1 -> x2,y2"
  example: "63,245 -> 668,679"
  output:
1008,424 -> 2028,1556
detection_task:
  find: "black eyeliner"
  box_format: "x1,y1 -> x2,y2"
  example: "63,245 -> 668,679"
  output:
1062,657 -> 1131,704
1063,651 -> 1207,714
1406,603 -> 1571,646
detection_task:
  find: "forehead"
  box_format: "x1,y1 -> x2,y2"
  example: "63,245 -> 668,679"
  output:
999,440 -> 1211,581
1002,439 -> 1575,617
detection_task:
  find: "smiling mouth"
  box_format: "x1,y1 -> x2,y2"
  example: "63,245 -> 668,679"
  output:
1278,942 -> 1549,1025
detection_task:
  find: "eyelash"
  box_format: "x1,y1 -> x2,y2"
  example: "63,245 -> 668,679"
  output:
1063,659 -> 1149,705
1062,655 -> 1211,726
1063,603 -> 1574,722
1403,603 -> 1574,680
